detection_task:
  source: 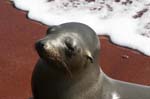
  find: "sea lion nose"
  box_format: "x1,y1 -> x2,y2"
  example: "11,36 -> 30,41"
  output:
35,41 -> 44,49
35,41 -> 48,53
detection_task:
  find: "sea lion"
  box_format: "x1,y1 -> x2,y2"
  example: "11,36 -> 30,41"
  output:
32,22 -> 150,99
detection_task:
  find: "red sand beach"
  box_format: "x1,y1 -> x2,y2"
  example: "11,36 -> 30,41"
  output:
0,0 -> 150,99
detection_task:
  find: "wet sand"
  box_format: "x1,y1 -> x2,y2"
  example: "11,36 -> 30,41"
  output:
0,0 -> 150,99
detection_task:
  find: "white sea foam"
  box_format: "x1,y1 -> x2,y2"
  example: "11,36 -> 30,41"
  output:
11,0 -> 150,56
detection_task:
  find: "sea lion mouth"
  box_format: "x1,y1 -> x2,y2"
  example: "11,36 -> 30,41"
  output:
44,46 -> 61,61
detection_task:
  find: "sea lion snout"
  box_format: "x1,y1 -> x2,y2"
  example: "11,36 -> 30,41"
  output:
35,40 -> 61,61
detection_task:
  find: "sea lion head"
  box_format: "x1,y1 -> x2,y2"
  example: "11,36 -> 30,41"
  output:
35,22 -> 100,75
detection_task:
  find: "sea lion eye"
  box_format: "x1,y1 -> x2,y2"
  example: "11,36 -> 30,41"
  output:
65,37 -> 75,51
64,37 -> 76,57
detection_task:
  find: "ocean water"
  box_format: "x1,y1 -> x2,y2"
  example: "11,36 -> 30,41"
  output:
11,0 -> 150,56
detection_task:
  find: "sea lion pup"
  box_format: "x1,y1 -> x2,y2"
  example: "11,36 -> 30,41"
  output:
32,22 -> 150,99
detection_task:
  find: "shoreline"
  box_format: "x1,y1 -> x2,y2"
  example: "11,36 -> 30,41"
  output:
0,0 -> 150,99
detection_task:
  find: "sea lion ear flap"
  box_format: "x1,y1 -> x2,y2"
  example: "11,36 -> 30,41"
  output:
85,50 -> 94,63
46,26 -> 57,35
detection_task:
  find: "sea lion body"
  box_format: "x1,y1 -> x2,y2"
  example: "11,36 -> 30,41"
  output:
32,22 -> 150,99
